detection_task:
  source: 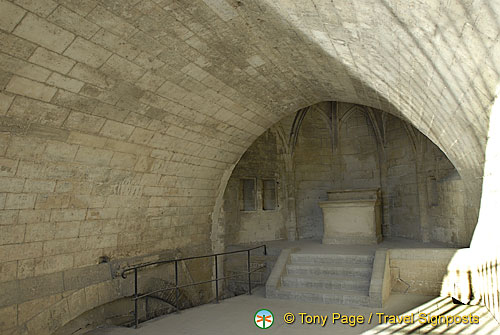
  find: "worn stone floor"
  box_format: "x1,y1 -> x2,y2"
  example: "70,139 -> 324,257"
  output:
86,287 -> 499,335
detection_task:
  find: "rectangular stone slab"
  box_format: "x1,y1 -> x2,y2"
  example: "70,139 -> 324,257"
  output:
320,189 -> 382,244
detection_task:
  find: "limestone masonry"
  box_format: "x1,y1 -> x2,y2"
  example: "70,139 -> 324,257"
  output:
0,0 -> 498,334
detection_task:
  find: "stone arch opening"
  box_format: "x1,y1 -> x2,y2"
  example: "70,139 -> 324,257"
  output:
220,101 -> 469,250
0,0 -> 498,333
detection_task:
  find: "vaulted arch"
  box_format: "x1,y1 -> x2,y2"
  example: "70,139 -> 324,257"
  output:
0,0 -> 498,332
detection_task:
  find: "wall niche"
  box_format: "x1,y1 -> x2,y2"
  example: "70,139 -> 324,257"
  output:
221,102 -> 467,248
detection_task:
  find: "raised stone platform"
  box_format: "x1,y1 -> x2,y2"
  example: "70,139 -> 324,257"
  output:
319,189 -> 382,245
262,239 -> 459,308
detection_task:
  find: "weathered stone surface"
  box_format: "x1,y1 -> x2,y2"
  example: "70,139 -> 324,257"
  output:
100,54 -> 145,82
13,13 -> 75,53
46,73 -> 84,93
74,146 -> 113,166
0,0 -> 26,32
50,209 -> 86,222
13,0 -> 58,18
0,242 -> 42,263
6,76 -> 57,102
91,29 -> 140,61
0,224 -> 25,244
99,120 -> 134,140
8,96 -> 69,127
0,176 -> 25,193
0,0 -> 497,333
5,193 -> 36,209
28,124 -> 70,141
63,37 -> 111,68
0,261 -> 17,283
48,5 -> 100,39
35,194 -> 69,210
44,141 -> 78,162
63,111 -> 105,133
0,31 -> 37,60
63,263 -> 111,292
0,304 -> 17,330
68,63 -> 114,89
0,93 -> 13,116
29,47 -> 75,74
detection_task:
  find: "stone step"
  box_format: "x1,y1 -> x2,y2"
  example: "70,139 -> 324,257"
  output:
290,253 -> 374,265
286,263 -> 372,278
281,274 -> 370,292
271,287 -> 370,306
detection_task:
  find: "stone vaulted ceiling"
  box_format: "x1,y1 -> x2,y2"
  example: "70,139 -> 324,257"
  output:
0,0 -> 499,262
0,0 -> 500,332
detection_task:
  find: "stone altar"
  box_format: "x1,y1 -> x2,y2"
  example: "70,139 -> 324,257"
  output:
319,189 -> 382,244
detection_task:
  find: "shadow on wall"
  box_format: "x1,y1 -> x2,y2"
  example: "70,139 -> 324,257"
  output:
441,250 -> 500,323
361,296 -> 499,334
440,89 -> 500,324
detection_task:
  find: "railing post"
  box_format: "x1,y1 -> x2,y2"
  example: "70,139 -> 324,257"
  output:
121,246 -> 267,326
175,260 -> 179,313
134,268 -> 138,329
215,255 -> 219,303
247,249 -> 252,295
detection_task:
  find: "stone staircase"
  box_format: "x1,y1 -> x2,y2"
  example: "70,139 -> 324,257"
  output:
267,251 -> 375,306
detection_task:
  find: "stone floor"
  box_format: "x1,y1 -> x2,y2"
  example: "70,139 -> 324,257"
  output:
86,287 -> 499,335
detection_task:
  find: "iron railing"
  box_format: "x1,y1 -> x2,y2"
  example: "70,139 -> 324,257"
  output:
120,245 -> 267,328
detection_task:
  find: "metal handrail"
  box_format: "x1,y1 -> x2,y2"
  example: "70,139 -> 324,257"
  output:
135,266 -> 267,300
120,244 -> 267,328
120,244 -> 267,278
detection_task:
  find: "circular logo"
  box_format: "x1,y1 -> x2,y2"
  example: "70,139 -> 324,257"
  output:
254,309 -> 274,329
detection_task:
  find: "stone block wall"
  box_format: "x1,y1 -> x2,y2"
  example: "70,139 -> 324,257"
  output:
293,104 -> 335,239
384,116 -> 420,239
223,130 -> 287,245
428,169 -> 467,245
0,121 -> 222,330
0,1 -> 270,331
389,249 -> 458,295
0,0 -> 496,332
336,106 -> 380,190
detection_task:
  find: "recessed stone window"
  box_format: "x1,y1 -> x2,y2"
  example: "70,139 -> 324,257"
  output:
262,179 -> 277,210
239,178 -> 256,211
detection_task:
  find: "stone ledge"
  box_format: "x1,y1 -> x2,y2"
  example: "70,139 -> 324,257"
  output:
265,248 -> 297,298
368,249 -> 391,307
